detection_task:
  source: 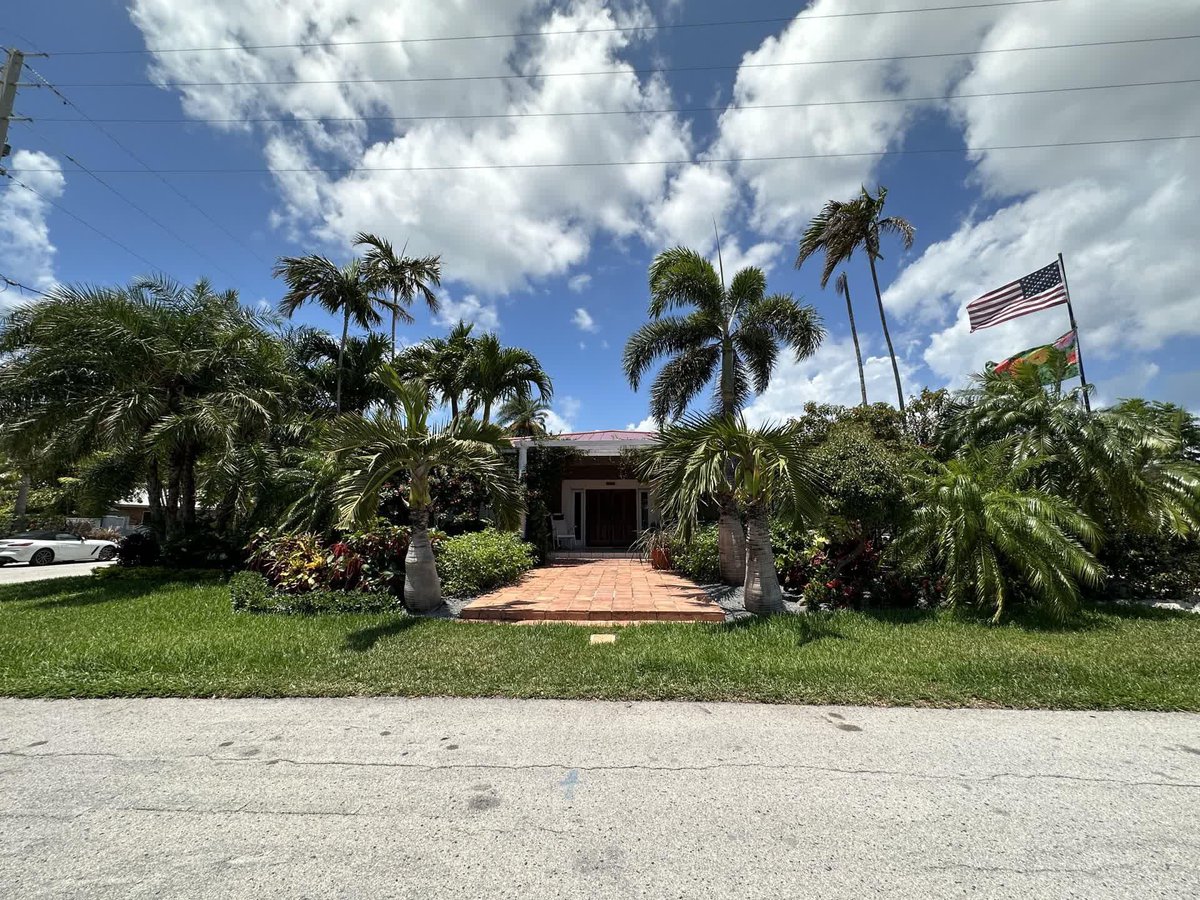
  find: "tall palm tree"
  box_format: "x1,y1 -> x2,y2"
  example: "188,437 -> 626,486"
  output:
393,321 -> 477,419
623,246 -> 823,584
644,414 -> 823,614
354,232 -> 442,357
325,368 -> 523,611
797,185 -> 913,412
288,327 -> 392,415
835,272 -> 868,407
274,254 -> 388,412
499,395 -> 552,438
895,445 -> 1104,622
463,332 -> 554,426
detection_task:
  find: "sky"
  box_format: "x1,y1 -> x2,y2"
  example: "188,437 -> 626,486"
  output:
3,0 -> 1198,432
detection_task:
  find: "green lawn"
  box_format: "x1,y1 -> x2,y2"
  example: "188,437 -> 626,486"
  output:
1,569 -> 1198,709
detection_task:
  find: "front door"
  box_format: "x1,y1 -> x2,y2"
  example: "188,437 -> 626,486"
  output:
585,489 -> 637,547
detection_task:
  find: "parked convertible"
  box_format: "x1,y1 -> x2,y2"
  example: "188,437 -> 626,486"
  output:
0,531 -> 118,566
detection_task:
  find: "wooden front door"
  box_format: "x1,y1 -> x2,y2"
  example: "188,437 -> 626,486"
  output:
585,489 -> 637,547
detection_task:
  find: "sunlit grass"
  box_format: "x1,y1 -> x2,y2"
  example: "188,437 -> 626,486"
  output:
1,569 -> 1197,709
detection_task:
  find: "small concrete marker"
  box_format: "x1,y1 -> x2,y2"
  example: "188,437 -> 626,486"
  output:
589,633 -> 617,645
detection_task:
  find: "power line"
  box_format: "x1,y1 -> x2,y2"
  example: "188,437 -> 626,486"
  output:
17,122 -> 242,282
22,65 -> 275,268
28,33 -> 1198,88
8,134 -> 1197,176
42,1 -> 1061,55
3,171 -> 168,272
1,273 -> 49,299
22,78 -> 1200,126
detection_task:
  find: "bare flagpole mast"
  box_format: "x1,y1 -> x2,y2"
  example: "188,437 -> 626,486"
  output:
1056,251 -> 1091,412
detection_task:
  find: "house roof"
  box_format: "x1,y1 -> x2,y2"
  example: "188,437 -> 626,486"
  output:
512,429 -> 658,455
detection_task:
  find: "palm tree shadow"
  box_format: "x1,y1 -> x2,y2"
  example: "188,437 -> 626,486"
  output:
721,611 -> 848,647
343,616 -> 422,652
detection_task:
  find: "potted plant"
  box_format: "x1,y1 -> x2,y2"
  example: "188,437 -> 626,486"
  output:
635,525 -> 674,571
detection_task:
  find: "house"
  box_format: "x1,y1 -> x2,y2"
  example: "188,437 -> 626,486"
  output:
514,430 -> 661,550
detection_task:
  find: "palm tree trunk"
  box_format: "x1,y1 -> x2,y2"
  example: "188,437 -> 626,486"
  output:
146,460 -> 164,538
336,307 -> 350,413
718,503 -> 746,586
391,289 -> 399,359
181,448 -> 197,531
717,339 -> 745,585
13,472 -> 30,530
867,254 -> 905,414
743,510 -> 784,615
843,279 -> 868,407
403,505 -> 442,612
481,399 -> 492,426
450,394 -> 460,420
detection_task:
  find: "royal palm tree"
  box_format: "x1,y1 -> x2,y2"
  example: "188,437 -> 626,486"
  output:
499,395 -> 552,438
274,254 -> 389,412
797,185 -> 913,412
354,232 -> 442,357
326,368 -> 523,611
644,414 -> 823,614
835,272 -> 868,407
895,445 -> 1104,622
393,321 -> 477,419
463,332 -> 554,426
623,246 -> 823,584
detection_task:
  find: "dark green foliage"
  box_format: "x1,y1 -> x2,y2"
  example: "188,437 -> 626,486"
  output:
117,532 -> 160,567
230,570 -> 402,615
161,527 -> 245,570
521,446 -> 579,560
1100,532 -> 1200,602
670,523 -> 721,583
437,529 -> 537,598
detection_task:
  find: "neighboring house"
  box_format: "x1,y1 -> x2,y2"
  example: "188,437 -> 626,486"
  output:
69,491 -> 151,534
514,430 -> 660,549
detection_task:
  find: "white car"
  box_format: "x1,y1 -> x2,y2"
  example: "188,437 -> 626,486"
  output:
0,531 -> 119,566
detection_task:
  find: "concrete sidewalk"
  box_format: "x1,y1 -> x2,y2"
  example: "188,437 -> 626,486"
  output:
1,698 -> 1197,898
0,560 -> 113,585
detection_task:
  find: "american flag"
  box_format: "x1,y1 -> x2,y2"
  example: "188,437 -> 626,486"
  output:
967,261 -> 1068,332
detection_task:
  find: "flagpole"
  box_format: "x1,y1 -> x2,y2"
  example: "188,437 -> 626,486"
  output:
1057,252 -> 1091,412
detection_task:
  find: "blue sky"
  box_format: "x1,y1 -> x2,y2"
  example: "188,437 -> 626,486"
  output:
3,0 -> 1198,430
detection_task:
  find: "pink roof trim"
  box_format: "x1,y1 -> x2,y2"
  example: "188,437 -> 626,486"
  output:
554,430 -> 656,441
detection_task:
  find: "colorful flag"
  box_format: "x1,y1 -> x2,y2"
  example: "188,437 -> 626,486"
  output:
967,261 -> 1068,331
988,330 -> 1079,384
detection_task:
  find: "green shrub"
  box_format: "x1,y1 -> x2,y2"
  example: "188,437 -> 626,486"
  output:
437,528 -> 536,597
670,523 -> 721,583
230,570 -> 402,614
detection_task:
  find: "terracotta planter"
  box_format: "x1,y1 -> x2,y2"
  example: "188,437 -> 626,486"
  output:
649,547 -> 672,570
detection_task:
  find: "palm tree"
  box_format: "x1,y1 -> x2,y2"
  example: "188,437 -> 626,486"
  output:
797,185 -> 913,412
393,321 -> 477,419
835,272 -> 868,407
274,254 -> 389,412
354,232 -> 442,357
895,445 -> 1104,622
644,414 -> 822,614
463,332 -> 554,426
325,368 -> 523,611
288,327 -> 393,415
0,277 -> 292,538
499,395 -> 552,437
623,246 -> 823,584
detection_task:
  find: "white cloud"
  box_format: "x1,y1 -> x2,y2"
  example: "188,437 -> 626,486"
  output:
626,415 -> 658,432
545,395 -> 581,433
743,338 -> 918,425
572,306 -> 598,332
881,0 -> 1200,385
130,0 -> 691,294
433,292 -> 500,332
0,150 -> 65,302
567,273 -> 592,293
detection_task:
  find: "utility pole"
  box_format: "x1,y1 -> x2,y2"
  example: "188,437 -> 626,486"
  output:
1,48 -> 27,173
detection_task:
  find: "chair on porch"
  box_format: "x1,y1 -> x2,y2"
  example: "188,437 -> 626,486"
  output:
550,514 -> 577,550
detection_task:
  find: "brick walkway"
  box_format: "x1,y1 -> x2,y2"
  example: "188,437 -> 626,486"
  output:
460,558 -> 724,623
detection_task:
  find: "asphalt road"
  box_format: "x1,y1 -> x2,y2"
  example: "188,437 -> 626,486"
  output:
1,698 -> 1197,899
0,560 -> 113,585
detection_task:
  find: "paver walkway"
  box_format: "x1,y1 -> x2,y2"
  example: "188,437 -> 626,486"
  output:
461,558 -> 724,623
